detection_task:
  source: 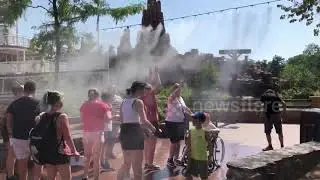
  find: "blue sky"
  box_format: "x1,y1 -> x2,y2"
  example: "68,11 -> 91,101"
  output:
17,0 -> 320,60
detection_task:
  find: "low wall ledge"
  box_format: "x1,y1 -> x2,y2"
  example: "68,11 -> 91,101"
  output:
226,141 -> 320,180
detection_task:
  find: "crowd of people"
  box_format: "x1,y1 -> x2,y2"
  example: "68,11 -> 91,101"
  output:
0,66 -> 286,180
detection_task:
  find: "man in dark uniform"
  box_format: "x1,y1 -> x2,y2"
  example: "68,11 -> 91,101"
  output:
260,84 -> 286,151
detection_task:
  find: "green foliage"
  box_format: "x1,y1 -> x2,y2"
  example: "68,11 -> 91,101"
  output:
27,0 -> 143,66
29,26 -> 80,59
278,0 -> 320,36
198,61 -> 219,88
281,63 -> 318,98
287,44 -> 320,78
0,0 -> 31,26
79,32 -> 96,52
268,55 -> 285,77
303,43 -> 320,55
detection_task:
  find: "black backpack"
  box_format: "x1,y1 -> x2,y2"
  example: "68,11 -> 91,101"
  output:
29,112 -> 62,164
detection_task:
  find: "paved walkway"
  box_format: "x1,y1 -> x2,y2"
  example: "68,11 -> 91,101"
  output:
0,123 -> 301,179
69,123 -> 300,180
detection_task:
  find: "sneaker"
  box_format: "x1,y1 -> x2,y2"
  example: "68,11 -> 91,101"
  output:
262,145 -> 274,151
174,159 -> 184,166
167,158 -> 175,168
145,163 -> 160,170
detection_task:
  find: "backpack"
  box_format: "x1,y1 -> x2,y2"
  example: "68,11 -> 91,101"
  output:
29,112 -> 62,164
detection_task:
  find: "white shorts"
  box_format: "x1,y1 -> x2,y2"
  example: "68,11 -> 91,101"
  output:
83,131 -> 104,155
11,138 -> 30,160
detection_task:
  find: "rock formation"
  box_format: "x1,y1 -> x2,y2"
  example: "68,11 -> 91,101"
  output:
142,0 -> 165,36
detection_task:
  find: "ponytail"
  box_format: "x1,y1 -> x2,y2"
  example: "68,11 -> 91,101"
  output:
41,91 -> 63,111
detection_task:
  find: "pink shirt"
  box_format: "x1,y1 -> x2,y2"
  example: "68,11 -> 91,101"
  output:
141,89 -> 159,123
80,100 -> 110,132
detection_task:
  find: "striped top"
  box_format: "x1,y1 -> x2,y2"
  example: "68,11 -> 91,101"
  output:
111,95 -> 123,116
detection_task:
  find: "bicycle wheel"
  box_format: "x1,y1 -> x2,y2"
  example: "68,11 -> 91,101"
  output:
181,145 -> 188,165
214,136 -> 225,166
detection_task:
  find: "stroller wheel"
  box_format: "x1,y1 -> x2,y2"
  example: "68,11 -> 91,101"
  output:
181,167 -> 188,176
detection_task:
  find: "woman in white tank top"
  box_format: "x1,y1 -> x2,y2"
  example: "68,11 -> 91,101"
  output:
117,81 -> 156,180
165,83 -> 192,167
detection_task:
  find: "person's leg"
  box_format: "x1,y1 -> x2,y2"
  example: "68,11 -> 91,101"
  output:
32,164 -> 43,180
102,131 -> 113,169
148,136 -> 157,165
174,141 -> 181,160
12,139 -> 30,180
6,145 -> 16,178
263,115 -> 273,151
92,132 -> 103,180
83,134 -> 93,179
166,121 -> 179,167
101,132 -> 108,166
117,151 -> 132,180
131,150 -> 143,180
144,138 -> 149,166
199,160 -> 209,180
109,123 -> 120,159
16,159 -> 28,180
56,164 -> 71,180
46,165 -> 57,180
274,114 -> 284,147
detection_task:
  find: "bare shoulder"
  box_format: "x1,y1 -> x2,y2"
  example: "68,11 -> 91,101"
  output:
135,99 -> 144,106
58,113 -> 68,120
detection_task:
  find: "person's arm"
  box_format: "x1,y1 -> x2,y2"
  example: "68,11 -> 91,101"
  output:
153,68 -> 162,94
6,113 -> 13,139
104,104 -> 112,122
119,102 -> 124,123
58,114 -> 79,155
170,86 -> 181,100
135,99 -> 156,132
280,97 -> 287,120
180,97 -> 192,121
6,103 -> 14,139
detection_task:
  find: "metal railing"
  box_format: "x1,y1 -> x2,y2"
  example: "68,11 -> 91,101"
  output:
0,61 -> 70,74
0,35 -> 30,48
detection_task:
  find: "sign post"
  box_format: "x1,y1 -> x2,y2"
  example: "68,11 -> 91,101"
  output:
219,49 -> 252,61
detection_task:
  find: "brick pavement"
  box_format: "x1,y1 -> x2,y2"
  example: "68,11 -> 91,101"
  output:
70,123 -> 300,180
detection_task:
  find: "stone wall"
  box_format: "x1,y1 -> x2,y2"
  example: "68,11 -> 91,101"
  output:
211,109 -> 302,124
226,141 -> 320,180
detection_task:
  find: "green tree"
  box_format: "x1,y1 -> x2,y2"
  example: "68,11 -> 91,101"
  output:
0,0 -> 32,26
29,25 -> 79,59
287,43 -> 320,78
199,61 -> 219,89
278,0 -> 320,35
303,43 -> 320,55
268,55 -> 285,77
29,0 -> 144,86
281,63 -> 318,98
79,32 -> 96,52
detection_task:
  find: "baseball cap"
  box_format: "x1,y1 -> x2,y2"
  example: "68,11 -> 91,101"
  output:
192,112 -> 206,121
